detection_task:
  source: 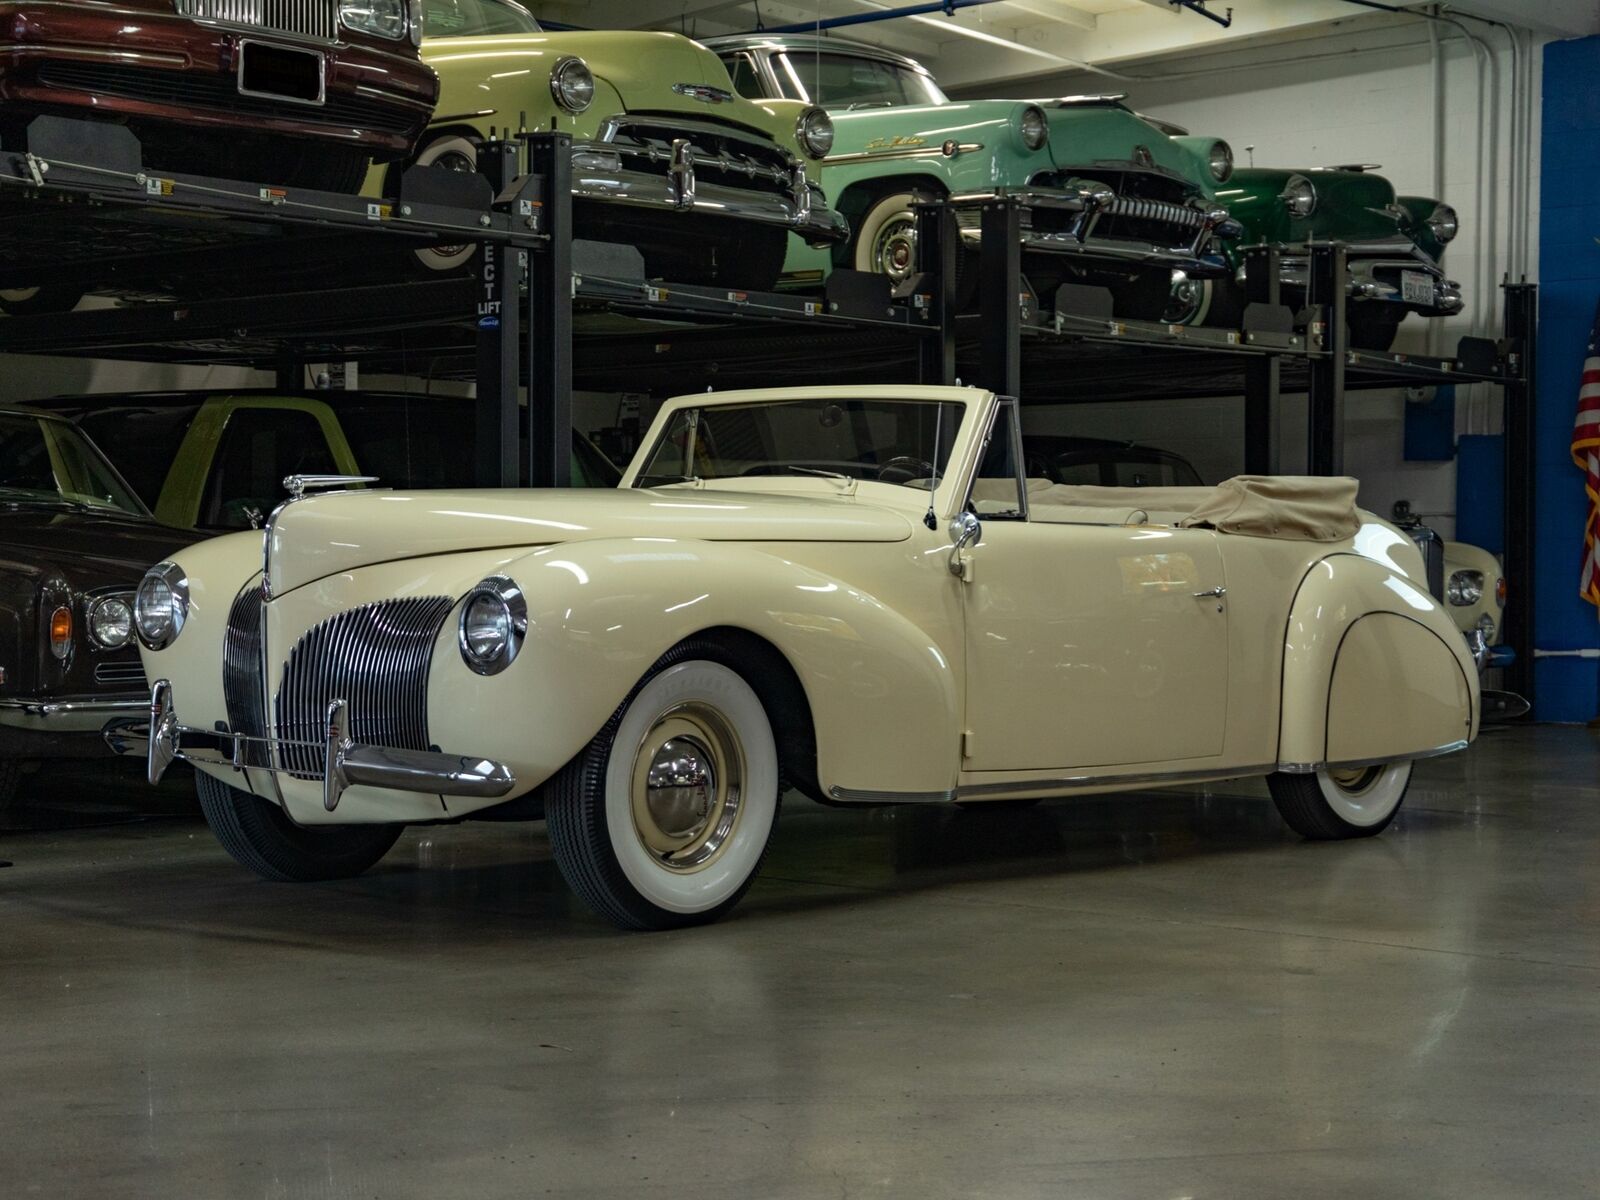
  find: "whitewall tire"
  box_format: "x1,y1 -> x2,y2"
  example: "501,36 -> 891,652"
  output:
545,642 -> 781,930
410,134 -> 481,272
1267,760 -> 1413,840
853,190 -> 929,284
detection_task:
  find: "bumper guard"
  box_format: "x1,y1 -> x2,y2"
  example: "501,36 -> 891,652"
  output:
108,680 -> 516,814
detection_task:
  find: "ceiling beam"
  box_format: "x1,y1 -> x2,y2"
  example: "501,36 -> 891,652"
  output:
987,0 -> 1096,33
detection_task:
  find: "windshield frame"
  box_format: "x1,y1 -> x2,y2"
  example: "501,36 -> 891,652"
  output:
0,411 -> 153,518
771,48 -> 949,108
420,0 -> 542,39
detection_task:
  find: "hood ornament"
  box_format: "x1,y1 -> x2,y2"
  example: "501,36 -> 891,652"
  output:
672,82 -> 732,104
282,474 -> 379,500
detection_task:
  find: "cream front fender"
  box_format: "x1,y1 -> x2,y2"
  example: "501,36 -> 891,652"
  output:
425,539 -> 962,804
1279,553 -> 1479,770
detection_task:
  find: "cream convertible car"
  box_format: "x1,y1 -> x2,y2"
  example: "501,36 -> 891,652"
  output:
123,386 -> 1479,929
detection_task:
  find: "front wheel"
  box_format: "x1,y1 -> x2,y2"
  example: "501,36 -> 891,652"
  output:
0,285 -> 83,317
408,133 -> 483,273
545,642 -> 782,930
1266,761 -> 1413,840
195,771 -> 403,881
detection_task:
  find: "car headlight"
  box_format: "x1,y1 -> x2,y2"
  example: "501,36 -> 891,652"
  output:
1018,105 -> 1048,152
1447,569 -> 1485,606
89,596 -> 134,650
796,107 -> 834,160
1207,139 -> 1233,182
1281,174 -> 1317,218
134,562 -> 189,651
1426,202 -> 1458,243
549,56 -> 595,114
458,576 -> 527,676
340,0 -> 408,40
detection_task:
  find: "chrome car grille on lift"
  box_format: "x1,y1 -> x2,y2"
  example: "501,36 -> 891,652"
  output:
273,596 -> 454,780
223,583 -> 269,767
602,117 -> 796,198
174,0 -> 338,42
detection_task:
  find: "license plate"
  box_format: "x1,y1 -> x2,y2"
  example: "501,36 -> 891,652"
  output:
1400,269 -> 1434,306
238,40 -> 325,106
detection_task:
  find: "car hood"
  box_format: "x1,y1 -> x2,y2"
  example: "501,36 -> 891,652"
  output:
265,487 -> 914,596
425,31 -> 761,125
0,504 -> 195,582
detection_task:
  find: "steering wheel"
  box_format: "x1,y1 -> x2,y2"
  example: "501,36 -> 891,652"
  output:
877,456 -> 934,485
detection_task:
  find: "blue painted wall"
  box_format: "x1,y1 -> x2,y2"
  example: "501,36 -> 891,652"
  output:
1535,37 -> 1600,721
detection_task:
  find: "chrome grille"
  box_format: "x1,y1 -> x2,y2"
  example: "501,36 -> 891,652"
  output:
174,0 -> 338,42
94,661 -> 148,686
1406,524 -> 1447,602
604,117 -> 795,198
223,583 -> 269,767
1107,197 -> 1206,230
273,597 -> 453,780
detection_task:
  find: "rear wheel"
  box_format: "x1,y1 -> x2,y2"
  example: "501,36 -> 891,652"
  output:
545,641 -> 782,930
195,771 -> 403,881
1347,305 -> 1407,351
1266,761 -> 1412,840
0,285 -> 83,317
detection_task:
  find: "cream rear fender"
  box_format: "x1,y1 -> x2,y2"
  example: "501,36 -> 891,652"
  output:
422,537 -> 962,811
1278,552 -> 1479,771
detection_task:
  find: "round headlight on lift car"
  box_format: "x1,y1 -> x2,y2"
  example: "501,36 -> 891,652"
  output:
458,576 -> 528,676
1018,104 -> 1049,152
796,107 -> 834,160
1447,568 -> 1485,607
1281,174 -> 1317,218
134,562 -> 189,651
549,56 -> 595,114
339,0 -> 409,40
1207,139 -> 1234,182
89,596 -> 134,650
1426,202 -> 1459,244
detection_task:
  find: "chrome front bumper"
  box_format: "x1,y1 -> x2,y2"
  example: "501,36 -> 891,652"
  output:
1,694 -> 147,733
1273,253 -> 1463,316
951,186 -> 1241,274
571,142 -> 848,247
108,680 -> 516,814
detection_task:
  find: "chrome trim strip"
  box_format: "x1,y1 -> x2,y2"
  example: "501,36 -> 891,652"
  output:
826,142 -> 982,165
829,761 -> 1282,804
569,163 -> 848,244
828,785 -> 957,804
0,697 -> 146,719
0,45 -> 188,66
1277,741 -> 1469,775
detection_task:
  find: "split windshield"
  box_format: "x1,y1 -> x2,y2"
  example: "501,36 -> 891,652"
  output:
636,397 -> 962,489
0,414 -> 147,516
773,51 -> 948,108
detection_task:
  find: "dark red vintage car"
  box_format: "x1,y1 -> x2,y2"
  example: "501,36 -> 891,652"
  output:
0,0 -> 439,192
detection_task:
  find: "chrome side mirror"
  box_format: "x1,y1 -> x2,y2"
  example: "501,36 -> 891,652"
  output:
948,510 -> 981,576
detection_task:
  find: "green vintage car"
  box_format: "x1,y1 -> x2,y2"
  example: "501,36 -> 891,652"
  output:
366,0 -> 847,291
1167,160 -> 1462,350
704,33 -> 1240,318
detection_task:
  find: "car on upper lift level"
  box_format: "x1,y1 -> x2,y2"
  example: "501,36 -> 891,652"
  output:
0,407 -> 201,808
374,0 -> 847,292
703,33 -> 1241,319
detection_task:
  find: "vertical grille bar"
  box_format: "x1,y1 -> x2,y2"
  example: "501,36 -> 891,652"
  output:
274,597 -> 454,779
222,583 -> 268,767
175,0 -> 335,40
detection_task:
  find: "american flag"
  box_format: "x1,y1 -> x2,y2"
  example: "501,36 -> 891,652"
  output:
1574,296 -> 1600,608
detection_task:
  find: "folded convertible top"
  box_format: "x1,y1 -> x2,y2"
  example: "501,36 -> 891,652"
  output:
1023,475 -> 1362,541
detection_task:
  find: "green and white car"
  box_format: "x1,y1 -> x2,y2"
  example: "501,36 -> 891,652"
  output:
705,33 -> 1241,318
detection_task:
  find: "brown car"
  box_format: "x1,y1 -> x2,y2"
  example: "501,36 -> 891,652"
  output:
0,0 -> 439,193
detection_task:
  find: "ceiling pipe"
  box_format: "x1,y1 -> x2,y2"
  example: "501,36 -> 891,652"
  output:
749,0 -> 1009,36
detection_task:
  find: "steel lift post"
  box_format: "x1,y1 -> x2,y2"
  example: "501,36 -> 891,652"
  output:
1306,242 -> 1349,476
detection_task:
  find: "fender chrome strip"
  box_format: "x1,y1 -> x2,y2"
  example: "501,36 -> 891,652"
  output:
1277,740 -> 1470,775
829,761 -> 1280,804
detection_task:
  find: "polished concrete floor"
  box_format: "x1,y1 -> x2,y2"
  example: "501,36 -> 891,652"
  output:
2,725 -> 1597,1199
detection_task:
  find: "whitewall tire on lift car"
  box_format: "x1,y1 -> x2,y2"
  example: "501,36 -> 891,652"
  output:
410,134 -> 481,272
1266,760 -> 1413,839
545,641 -> 782,930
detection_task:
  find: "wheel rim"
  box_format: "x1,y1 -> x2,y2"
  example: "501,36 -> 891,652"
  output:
629,702 -> 744,872
870,209 -> 918,283
1163,271 -> 1208,324
1316,761 -> 1411,827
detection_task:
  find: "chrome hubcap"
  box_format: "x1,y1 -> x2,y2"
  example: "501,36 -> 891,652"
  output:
872,211 -> 918,283
1328,765 -> 1382,792
630,703 -> 744,871
1164,272 -> 1204,323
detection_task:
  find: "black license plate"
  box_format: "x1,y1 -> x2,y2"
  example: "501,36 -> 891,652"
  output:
238,40 -> 325,105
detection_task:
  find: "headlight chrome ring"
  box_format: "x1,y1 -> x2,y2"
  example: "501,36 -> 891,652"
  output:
89,596 -> 134,650
796,107 -> 834,159
458,576 -> 528,676
1426,202 -> 1458,244
1208,139 -> 1234,182
1281,174 -> 1317,218
550,56 -> 595,114
135,562 -> 189,651
1018,105 -> 1049,152
1447,569 -> 1485,607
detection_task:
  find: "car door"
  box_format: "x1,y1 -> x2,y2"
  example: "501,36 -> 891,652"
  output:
960,401 -> 1230,772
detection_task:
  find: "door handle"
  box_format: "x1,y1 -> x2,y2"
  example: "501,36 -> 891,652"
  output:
1193,586 -> 1226,599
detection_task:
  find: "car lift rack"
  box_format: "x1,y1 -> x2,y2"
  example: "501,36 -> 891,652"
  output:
0,125 -> 1536,697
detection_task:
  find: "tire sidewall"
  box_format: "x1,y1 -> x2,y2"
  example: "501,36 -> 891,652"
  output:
412,134 -> 480,272
852,190 -> 925,281
602,660 -> 779,915
1315,760 -> 1413,828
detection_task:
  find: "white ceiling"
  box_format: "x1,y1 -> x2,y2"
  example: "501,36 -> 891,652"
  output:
546,0 -> 1600,90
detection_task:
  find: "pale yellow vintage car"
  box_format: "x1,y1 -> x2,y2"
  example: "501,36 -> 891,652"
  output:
126,386 -> 1479,929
